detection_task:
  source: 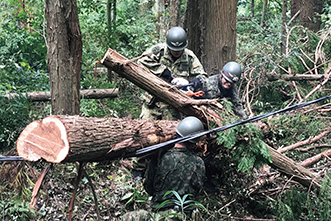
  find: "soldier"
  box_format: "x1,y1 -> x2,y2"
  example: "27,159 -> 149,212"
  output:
138,26 -> 208,121
144,116 -> 206,219
191,61 -> 248,119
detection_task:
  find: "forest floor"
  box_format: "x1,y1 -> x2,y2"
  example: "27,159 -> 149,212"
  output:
2,153 -> 287,221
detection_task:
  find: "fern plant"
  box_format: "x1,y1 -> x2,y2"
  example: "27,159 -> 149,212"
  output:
157,190 -> 207,221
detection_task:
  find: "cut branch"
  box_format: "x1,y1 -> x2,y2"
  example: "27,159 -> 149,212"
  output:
300,149 -> 331,167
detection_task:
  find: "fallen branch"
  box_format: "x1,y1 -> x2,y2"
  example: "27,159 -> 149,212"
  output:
300,149 -> 331,167
5,88 -> 119,101
278,127 -> 331,153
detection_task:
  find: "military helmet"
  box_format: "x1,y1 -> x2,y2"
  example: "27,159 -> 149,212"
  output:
175,116 -> 204,143
166,27 -> 188,51
221,61 -> 242,83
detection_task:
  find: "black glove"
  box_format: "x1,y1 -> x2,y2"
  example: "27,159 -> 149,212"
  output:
160,68 -> 173,82
191,77 -> 202,90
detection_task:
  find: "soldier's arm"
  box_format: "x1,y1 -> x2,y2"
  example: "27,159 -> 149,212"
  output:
188,52 -> 208,80
137,44 -> 167,76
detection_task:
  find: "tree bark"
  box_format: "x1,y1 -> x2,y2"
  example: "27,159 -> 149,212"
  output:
17,115 -> 179,163
169,0 -> 181,27
281,0 -> 287,54
5,89 -> 119,102
184,0 -> 237,75
45,0 -> 82,115
266,144 -> 320,188
299,0 -> 323,32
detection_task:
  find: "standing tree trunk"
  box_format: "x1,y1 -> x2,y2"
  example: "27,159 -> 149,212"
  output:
291,0 -> 301,18
45,0 -> 82,115
260,0 -> 268,26
251,0 -> 255,17
155,0 -> 167,38
169,0 -> 182,27
299,0 -> 323,32
184,0 -> 238,75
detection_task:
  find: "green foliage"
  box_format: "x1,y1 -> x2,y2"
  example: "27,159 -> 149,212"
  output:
0,0 -> 48,93
272,174 -> 331,221
0,197 -> 36,221
0,95 -> 32,152
158,190 -> 207,220
265,113 -> 327,156
121,186 -> 148,208
217,122 -> 272,173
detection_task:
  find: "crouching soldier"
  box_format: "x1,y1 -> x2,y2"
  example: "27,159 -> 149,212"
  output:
190,61 -> 247,119
143,116 -> 206,220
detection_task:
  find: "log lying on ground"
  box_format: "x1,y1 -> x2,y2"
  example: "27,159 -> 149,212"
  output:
16,114 -> 321,188
5,89 -> 119,101
17,115 -> 178,163
266,144 -> 320,188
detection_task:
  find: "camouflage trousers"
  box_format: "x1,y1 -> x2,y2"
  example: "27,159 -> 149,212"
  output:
140,102 -> 183,121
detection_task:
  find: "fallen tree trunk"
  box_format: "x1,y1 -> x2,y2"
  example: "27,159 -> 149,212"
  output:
100,48 -> 222,125
266,144 -> 320,188
17,115 -> 178,163
16,114 -> 320,188
5,89 -> 119,101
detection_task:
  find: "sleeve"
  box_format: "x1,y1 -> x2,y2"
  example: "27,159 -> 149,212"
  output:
188,52 -> 208,81
137,44 -> 167,76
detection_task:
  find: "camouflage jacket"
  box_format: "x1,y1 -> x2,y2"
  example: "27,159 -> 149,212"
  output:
144,147 -> 206,210
138,43 -> 207,82
198,74 -> 247,119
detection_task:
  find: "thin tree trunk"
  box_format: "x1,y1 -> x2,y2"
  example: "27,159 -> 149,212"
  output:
265,73 -> 327,81
169,0 -> 181,27
260,0 -> 268,26
45,0 -> 82,115
281,0 -> 287,54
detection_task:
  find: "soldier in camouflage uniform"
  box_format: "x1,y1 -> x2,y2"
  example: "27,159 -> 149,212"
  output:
144,116 -> 206,216
138,26 -> 208,121
191,61 -> 247,119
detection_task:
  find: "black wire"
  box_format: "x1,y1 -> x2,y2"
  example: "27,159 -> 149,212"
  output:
0,155 -> 24,161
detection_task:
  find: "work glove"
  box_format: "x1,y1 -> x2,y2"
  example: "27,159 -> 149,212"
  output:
160,68 -> 173,82
191,77 -> 203,90
171,77 -> 189,87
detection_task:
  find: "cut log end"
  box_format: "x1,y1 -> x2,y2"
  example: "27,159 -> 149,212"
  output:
17,116 -> 69,163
